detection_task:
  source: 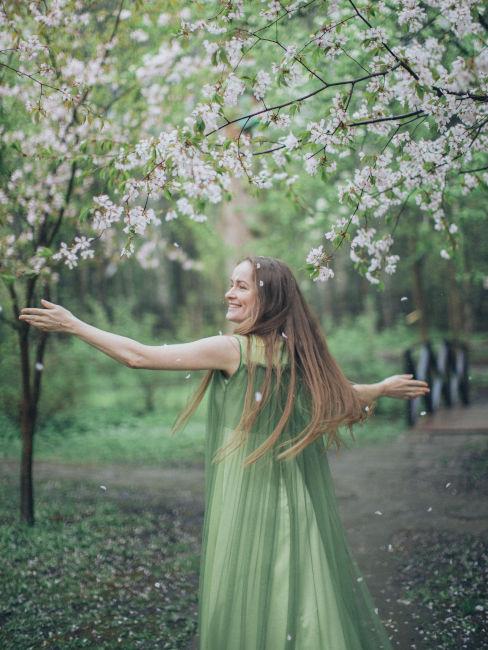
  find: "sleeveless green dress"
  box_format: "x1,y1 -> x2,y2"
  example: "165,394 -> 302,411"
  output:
198,334 -> 393,650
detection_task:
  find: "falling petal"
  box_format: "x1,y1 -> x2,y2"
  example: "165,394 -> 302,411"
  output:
420,411 -> 427,416
427,506 -> 432,512
445,482 -> 451,488
35,362 -> 44,371
255,391 -> 262,402
357,576 -> 363,582
387,543 -> 393,552
256,263 -> 261,269
374,510 -> 383,515
218,330 -> 223,336
185,374 -> 191,379
400,296 -> 408,302
100,485 -> 107,491
173,242 -> 180,248
281,332 -> 288,339
259,280 -> 264,287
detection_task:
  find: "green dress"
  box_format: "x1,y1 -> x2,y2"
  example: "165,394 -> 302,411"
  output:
198,334 -> 393,650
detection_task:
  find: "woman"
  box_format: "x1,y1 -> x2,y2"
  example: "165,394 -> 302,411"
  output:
20,255 -> 429,650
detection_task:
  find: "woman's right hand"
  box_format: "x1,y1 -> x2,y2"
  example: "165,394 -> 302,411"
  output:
379,374 -> 430,400
18,299 -> 77,334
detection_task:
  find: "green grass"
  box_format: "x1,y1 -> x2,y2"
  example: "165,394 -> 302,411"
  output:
0,476 -> 200,650
0,408 -> 206,466
0,403 -> 408,466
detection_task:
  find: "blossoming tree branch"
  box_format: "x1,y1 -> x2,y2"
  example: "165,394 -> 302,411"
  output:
2,1 -> 487,287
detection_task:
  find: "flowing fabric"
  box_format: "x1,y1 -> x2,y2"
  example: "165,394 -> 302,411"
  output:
197,334 -> 393,650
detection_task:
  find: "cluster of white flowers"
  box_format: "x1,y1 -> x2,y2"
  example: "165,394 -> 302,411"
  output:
349,229 -> 399,284
259,1 -> 282,21
124,206 -> 160,236
17,35 -> 48,61
223,74 -> 245,106
225,37 -> 244,67
190,102 -> 221,132
306,246 -> 335,281
253,70 -> 272,101
280,132 -> 300,151
92,196 -> 123,232
398,0 -> 427,32
52,236 -> 94,270
316,27 -> 347,58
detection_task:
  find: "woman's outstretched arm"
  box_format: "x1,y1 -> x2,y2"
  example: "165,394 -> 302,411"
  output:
19,299 -> 240,374
352,375 -> 430,401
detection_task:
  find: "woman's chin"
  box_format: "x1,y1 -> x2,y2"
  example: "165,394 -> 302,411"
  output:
226,310 -> 242,323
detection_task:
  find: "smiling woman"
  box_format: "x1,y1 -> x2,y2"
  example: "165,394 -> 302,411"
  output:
225,260 -> 257,323
19,255 -> 429,650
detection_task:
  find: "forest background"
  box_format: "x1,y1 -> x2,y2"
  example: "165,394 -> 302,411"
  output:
1,1 -> 487,648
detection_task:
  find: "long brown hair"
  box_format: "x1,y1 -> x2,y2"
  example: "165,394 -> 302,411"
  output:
172,256 -> 372,466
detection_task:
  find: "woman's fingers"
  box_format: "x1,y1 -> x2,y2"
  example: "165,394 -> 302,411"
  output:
20,308 -> 47,315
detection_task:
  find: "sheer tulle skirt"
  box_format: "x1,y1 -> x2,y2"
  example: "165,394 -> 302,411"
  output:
198,342 -> 393,650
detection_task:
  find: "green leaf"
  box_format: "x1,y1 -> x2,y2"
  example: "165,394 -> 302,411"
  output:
0,273 -> 16,286
79,206 -> 91,222
219,48 -> 229,66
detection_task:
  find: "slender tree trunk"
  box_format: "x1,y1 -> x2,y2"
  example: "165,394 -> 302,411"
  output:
11,279 -> 49,525
20,396 -> 36,525
411,256 -> 429,342
446,261 -> 467,339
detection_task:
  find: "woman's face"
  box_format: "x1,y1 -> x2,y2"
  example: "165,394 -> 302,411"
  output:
225,260 -> 258,323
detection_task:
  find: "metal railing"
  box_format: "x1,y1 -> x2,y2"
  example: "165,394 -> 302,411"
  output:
404,340 -> 470,426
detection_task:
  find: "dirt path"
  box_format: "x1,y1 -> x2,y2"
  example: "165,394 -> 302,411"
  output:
2,424 -> 487,649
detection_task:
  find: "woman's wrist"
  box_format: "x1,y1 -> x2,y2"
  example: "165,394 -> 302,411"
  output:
65,314 -> 82,335
376,380 -> 386,398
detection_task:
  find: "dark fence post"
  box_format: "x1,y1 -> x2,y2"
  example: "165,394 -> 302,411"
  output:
404,340 -> 470,426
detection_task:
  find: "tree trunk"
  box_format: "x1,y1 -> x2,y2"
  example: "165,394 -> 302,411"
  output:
446,260 -> 464,339
20,397 -> 36,525
411,256 -> 429,342
14,280 -> 49,525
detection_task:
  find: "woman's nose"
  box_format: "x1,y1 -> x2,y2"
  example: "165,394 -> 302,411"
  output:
225,287 -> 235,299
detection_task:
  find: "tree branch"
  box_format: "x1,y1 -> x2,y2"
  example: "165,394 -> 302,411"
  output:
205,66 -> 399,137
347,109 -> 425,128
348,0 -> 420,81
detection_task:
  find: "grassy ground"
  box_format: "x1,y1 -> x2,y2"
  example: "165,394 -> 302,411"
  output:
0,476 -> 201,650
392,529 -> 487,649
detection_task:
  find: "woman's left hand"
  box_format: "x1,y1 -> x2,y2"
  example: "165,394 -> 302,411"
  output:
380,374 -> 430,400
19,299 -> 76,333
